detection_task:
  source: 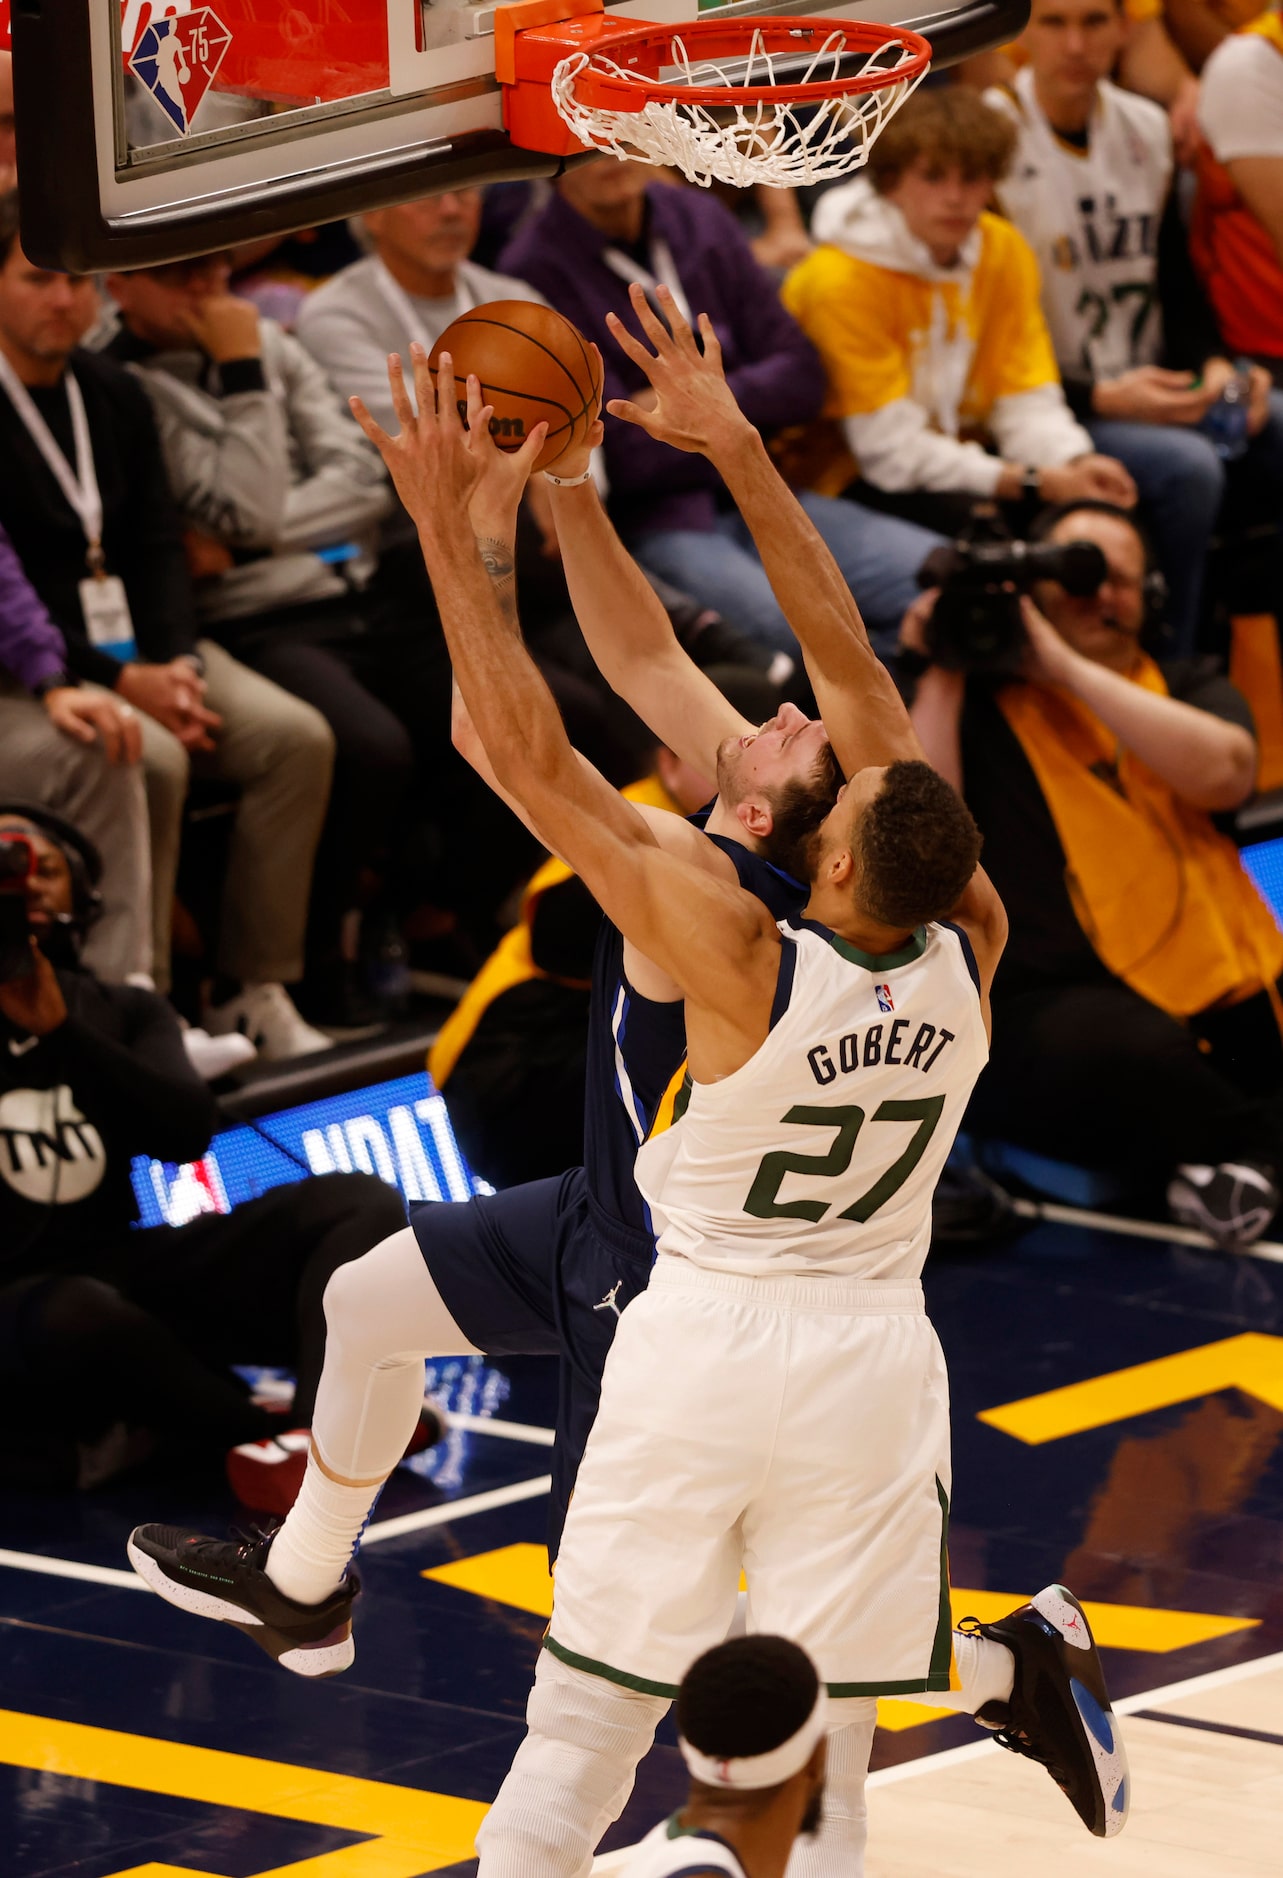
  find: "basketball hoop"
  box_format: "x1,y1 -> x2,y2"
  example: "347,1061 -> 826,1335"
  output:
499,5 -> 932,190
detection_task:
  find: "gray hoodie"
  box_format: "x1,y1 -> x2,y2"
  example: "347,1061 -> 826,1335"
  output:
94,310 -> 392,627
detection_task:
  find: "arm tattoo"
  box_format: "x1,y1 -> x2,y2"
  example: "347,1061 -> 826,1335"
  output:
475,535 -> 519,632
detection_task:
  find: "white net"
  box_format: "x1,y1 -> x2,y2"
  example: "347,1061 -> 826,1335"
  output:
549,26 -> 929,189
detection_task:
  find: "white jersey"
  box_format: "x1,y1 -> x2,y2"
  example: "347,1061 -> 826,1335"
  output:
634,917 -> 987,1281
620,1819 -> 747,1878
986,71 -> 1172,380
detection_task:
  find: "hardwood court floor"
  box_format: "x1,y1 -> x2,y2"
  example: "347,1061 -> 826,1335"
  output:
866,1657 -> 1283,1876
3,1206 -> 1282,1877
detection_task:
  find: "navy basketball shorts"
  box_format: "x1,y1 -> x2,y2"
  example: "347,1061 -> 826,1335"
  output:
408,1166 -> 653,1558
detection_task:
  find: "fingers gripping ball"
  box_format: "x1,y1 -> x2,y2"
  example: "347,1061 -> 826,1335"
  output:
428,301 -> 602,472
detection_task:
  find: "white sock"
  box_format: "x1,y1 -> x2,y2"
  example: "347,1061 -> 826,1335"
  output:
912,1628 -> 1015,1714
784,1700 -> 877,1878
265,1223 -> 479,1608
265,1448 -> 384,1605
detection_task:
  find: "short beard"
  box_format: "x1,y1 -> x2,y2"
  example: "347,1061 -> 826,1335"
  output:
759,742 -> 844,882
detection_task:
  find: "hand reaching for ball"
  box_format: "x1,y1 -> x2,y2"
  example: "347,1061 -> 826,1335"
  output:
606,283 -> 753,461
351,344 -> 549,553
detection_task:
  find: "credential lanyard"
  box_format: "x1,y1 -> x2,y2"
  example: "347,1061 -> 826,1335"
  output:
0,351 -> 105,570
374,262 -> 480,357
600,237 -> 692,329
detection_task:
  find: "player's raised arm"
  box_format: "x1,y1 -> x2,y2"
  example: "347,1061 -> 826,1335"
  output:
466,376 -> 751,781
607,283 -> 922,781
351,347 -> 782,1062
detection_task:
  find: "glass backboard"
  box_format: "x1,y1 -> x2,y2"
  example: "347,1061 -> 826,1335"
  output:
10,0 -> 1030,270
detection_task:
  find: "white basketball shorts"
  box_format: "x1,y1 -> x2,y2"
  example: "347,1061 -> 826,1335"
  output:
544,1257 -> 955,1698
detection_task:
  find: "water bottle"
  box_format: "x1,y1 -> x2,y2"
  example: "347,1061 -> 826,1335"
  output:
1200,366 -> 1251,462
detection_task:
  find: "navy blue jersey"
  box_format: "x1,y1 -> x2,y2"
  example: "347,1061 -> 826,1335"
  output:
581,815 -> 807,1243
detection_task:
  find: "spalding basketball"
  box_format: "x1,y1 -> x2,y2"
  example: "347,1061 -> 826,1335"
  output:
428,300 -> 602,473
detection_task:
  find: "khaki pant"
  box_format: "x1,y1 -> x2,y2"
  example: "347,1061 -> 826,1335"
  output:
0,675 -> 153,983
139,640 -> 334,993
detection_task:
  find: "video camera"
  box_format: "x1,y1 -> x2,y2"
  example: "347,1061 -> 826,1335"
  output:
0,834 -> 36,980
917,535 -> 1108,674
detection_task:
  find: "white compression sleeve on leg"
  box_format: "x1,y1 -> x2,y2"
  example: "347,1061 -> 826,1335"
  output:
783,1698 -> 877,1878
267,1224 -> 480,1606
477,1649 -> 667,1878
912,1629 -> 1015,1714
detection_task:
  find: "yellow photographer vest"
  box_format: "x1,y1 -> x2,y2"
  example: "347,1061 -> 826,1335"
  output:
997,659 -> 1283,1018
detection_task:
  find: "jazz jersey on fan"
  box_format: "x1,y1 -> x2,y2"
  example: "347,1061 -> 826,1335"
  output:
986,68 -> 1173,380
634,915 -> 988,1280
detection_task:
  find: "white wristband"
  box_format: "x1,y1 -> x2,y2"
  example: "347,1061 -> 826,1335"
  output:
543,466 -> 594,487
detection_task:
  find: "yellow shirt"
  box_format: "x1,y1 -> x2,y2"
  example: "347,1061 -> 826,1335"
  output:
781,211 -> 1063,488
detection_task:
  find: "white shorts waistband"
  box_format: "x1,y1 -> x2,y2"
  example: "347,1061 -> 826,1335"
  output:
647,1258 -> 924,1315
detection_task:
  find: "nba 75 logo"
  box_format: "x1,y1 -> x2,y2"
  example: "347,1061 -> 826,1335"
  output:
128,7 -> 233,136
874,982 -> 894,1013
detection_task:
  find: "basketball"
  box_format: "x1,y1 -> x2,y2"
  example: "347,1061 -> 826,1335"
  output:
428,300 -> 603,473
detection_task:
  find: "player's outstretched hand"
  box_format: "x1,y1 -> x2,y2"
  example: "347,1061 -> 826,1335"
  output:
351,345 -> 548,555
464,372 -> 553,537
605,283 -> 751,460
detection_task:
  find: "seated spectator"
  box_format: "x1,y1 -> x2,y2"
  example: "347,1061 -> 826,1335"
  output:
296,189 -> 547,428
0,523 -> 152,984
986,0 -> 1283,656
499,160 -> 948,659
432,668 -> 779,1190
906,501 -> 1283,1249
0,195 -> 335,1059
1192,12 -> 1283,383
1166,0 -> 1265,67
102,245 -> 571,987
0,810 -> 415,1496
781,90 -> 1136,544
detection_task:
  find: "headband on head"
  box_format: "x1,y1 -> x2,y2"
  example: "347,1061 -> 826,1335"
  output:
678,1686 -> 828,1792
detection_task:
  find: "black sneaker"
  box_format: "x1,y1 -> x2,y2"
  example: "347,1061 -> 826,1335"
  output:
1167,1160 -> 1279,1250
964,1583 -> 1128,1837
127,1523 -> 357,1679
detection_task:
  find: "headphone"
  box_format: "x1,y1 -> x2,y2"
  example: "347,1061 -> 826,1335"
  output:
1029,501 -> 1169,641
0,801 -> 105,940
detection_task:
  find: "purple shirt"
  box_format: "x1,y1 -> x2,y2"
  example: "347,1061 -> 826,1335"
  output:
0,522 -> 69,694
500,183 -> 825,538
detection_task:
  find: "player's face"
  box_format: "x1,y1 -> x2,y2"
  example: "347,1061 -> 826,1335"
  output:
1034,511 -> 1147,661
0,249 -> 98,364
715,702 -> 833,803
110,255 -> 234,346
811,764 -> 888,883
365,190 -> 483,277
1024,0 -> 1126,96
0,822 -> 72,930
884,161 -> 994,265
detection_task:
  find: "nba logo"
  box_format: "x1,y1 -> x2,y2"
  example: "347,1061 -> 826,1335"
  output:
875,982 -> 894,1013
149,1153 -> 230,1226
129,8 -> 232,136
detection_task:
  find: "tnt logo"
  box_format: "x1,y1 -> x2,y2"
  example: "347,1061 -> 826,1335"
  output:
148,1153 -> 230,1226
128,7 -> 232,136
874,982 -> 894,1013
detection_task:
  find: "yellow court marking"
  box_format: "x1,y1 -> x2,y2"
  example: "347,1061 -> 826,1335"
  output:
0,1708 -> 487,1878
424,1540 -> 554,1617
422,1546 -> 1256,1739
979,1331 -> 1283,1444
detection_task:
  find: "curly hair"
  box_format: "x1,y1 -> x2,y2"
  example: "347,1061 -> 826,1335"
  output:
856,760 -> 982,928
678,1635 -> 819,1762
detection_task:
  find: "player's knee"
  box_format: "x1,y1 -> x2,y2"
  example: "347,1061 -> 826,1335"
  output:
320,1241 -> 403,1352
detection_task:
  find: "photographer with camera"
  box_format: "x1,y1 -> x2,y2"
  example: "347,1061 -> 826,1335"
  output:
0,806 -> 413,1493
905,502 -> 1283,1250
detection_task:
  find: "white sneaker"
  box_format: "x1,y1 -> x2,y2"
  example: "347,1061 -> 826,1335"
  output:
206,983 -> 333,1061
181,1023 -> 258,1081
